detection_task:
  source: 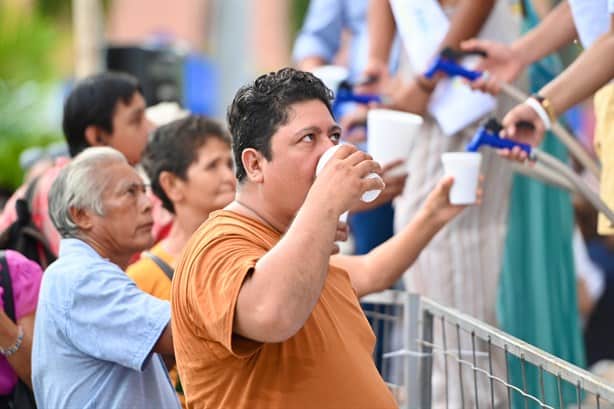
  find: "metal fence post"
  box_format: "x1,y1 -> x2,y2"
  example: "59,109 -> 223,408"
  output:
420,308 -> 434,409
406,293 -> 422,409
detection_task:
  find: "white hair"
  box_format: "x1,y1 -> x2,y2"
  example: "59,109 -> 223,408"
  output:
49,147 -> 128,238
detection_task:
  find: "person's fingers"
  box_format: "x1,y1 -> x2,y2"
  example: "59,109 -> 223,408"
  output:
506,146 -> 528,162
467,76 -> 486,91
460,39 -> 487,52
344,149 -> 373,166
367,100 -> 383,110
497,148 -> 511,159
485,78 -> 501,95
335,223 -> 349,242
502,122 -> 517,139
353,157 -> 383,177
331,143 -> 357,160
438,175 -> 455,195
362,174 -> 386,192
475,188 -> 484,205
330,243 -> 340,255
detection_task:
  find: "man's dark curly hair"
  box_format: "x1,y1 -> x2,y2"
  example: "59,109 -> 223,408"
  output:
141,115 -> 231,214
227,67 -> 334,182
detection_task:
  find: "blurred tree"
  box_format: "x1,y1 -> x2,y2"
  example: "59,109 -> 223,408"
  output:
36,0 -> 71,17
0,5 -> 67,190
292,0 -> 310,35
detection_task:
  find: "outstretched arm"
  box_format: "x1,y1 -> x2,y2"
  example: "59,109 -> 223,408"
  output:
462,1 -> 577,94
501,14 -> 614,152
334,176 -> 479,297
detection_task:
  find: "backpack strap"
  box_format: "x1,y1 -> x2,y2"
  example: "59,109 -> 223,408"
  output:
9,175 -> 56,269
143,251 -> 174,281
0,251 -> 16,322
15,175 -> 42,225
24,175 -> 41,208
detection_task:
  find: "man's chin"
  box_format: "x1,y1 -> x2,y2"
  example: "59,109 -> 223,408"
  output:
134,235 -> 155,252
218,193 -> 236,205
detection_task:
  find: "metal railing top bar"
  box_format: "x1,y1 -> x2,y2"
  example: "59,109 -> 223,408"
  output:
418,295 -> 614,402
361,289 -> 412,305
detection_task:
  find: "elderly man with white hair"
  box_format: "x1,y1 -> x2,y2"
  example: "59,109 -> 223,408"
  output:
31,147 -> 179,409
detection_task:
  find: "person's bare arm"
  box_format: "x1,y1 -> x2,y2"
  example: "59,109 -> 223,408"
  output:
293,0 -> 343,70
502,15 -> 614,152
357,0 -> 397,94
152,323 -> 174,357
233,147 -> 384,343
508,1 -> 577,69
0,312 -> 35,388
440,0 -> 495,50
367,0 -> 396,66
462,1 -> 577,94
540,16 -> 614,116
333,176 -> 476,297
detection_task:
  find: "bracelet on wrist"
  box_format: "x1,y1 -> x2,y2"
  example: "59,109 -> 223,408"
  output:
531,93 -> 557,123
0,326 -> 24,358
525,97 -> 552,130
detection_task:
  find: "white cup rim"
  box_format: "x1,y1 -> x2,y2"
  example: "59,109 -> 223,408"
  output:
441,152 -> 482,165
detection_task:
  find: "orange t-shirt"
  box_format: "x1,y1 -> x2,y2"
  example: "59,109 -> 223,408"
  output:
127,242 -> 174,301
171,210 -> 397,409
127,243 -> 186,408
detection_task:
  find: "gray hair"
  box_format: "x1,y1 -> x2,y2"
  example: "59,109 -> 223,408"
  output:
49,147 -> 128,238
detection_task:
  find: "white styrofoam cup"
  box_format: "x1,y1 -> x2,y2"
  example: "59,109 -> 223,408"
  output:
441,152 -> 482,205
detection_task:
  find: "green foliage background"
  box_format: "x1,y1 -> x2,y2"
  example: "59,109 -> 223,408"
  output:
0,5 -> 68,190
0,0 -> 310,191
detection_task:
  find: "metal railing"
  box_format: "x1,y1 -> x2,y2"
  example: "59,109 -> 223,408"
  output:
361,290 -> 614,409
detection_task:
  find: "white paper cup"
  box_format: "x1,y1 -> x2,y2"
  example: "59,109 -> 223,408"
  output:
316,144 -> 383,222
311,65 -> 349,94
441,152 -> 482,205
367,109 -> 423,176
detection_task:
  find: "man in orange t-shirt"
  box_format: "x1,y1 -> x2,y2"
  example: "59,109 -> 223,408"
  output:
171,68 -> 478,409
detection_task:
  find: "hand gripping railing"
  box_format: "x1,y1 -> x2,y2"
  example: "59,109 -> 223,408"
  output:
467,118 -> 614,226
424,48 -> 600,179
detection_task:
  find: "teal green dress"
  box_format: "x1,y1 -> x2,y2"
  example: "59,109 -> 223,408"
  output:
497,2 -> 586,407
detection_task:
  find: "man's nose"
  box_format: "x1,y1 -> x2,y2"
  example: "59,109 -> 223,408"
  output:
319,138 -> 337,156
140,192 -> 153,212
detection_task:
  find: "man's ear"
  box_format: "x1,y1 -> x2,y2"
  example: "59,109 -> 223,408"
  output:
68,207 -> 94,232
241,148 -> 265,183
158,171 -> 184,204
84,125 -> 108,147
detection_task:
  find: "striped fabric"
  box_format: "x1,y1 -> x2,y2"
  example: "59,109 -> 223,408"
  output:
393,115 -> 514,407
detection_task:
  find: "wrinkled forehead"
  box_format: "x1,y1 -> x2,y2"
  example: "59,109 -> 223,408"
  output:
99,161 -> 143,194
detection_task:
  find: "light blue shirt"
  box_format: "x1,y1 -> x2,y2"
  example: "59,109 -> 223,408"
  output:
32,238 -> 180,409
292,0 -> 399,81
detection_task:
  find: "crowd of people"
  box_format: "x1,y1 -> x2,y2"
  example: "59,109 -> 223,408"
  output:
0,0 -> 613,408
